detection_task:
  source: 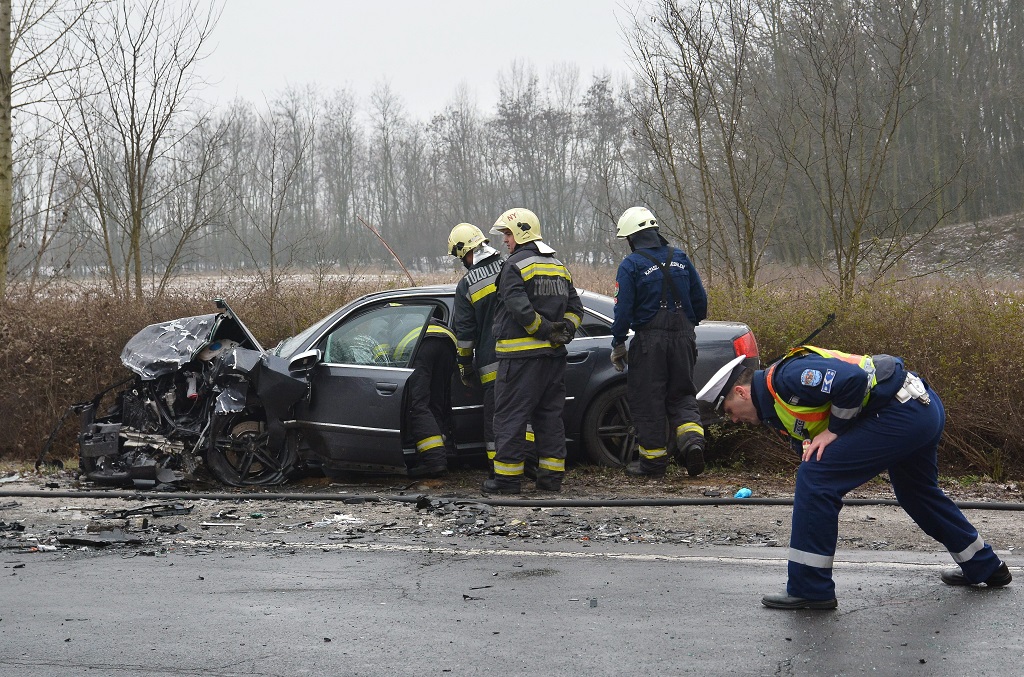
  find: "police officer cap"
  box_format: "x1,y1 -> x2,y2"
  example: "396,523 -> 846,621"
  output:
696,355 -> 748,411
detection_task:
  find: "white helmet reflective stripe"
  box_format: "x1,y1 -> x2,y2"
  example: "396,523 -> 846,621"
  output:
616,206 -> 659,238
491,208 -> 542,244
448,223 -> 488,258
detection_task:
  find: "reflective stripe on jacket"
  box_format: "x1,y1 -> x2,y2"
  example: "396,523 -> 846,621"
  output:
453,251 -> 503,381
394,320 -> 457,364
493,242 -> 584,359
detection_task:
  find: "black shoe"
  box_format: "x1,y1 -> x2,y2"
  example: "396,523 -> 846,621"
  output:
941,562 -> 1012,587
482,477 -> 521,495
682,441 -> 705,477
625,461 -> 666,478
536,476 -> 562,492
524,460 -> 538,481
761,592 -> 838,610
408,464 -> 447,479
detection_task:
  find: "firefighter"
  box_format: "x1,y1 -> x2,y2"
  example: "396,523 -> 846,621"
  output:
700,348 -> 1012,609
484,208 -> 584,494
448,223 -> 504,476
397,311 -> 457,479
610,206 -> 708,478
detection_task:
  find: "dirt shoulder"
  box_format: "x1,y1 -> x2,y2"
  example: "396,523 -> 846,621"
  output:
1,465 -> 1020,560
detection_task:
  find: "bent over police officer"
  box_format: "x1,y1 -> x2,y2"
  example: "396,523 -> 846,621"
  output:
484,208 -> 583,495
448,222 -> 504,476
700,346 -> 1012,610
610,207 -> 708,478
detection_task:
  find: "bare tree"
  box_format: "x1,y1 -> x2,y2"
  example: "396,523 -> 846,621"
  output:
0,0 -> 98,297
56,0 -> 220,299
627,0 -> 788,288
773,0 -> 952,298
225,93 -> 316,296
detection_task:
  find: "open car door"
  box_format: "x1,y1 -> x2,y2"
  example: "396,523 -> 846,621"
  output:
289,303 -> 435,474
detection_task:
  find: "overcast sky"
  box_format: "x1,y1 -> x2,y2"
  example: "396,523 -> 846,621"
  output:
199,0 -> 641,119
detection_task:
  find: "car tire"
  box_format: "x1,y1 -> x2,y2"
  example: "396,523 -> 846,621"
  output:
581,383 -> 639,467
206,411 -> 296,486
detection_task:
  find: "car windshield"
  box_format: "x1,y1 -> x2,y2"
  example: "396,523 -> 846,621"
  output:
273,313 -> 339,358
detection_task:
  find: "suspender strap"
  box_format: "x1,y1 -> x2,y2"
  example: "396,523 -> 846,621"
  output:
636,250 -> 684,309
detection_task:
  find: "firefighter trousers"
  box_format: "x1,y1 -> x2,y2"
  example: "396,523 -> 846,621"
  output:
627,309 -> 702,466
492,356 -> 566,481
406,337 -> 454,469
787,385 -> 1003,600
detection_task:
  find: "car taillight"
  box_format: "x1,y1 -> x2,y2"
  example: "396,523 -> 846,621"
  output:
733,331 -> 759,358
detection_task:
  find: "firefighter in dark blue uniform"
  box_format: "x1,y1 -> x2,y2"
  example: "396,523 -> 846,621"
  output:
484,208 -> 584,495
701,347 -> 1012,609
610,207 -> 708,477
448,223 -> 504,476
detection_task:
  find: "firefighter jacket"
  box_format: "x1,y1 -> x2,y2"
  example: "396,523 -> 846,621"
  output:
611,245 -> 707,347
749,345 -> 906,452
392,319 -> 457,364
493,241 -> 584,359
453,250 -> 503,385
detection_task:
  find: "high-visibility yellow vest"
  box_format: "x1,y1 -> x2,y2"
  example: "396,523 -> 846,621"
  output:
765,345 -> 877,442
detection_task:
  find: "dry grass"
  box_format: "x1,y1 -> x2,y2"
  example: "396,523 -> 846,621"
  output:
3,269 -> 1022,479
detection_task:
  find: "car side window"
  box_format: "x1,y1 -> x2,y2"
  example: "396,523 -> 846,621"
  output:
321,304 -> 434,367
575,310 -> 612,338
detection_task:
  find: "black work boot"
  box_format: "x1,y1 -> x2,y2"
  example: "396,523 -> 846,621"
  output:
409,464 -> 447,479
941,562 -> 1012,587
524,456 -> 539,481
482,477 -> 522,495
409,449 -> 448,479
625,460 -> 667,478
677,433 -> 706,477
535,470 -> 563,492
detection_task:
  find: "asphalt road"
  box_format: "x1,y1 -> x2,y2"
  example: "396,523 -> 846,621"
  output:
1,539 -> 1020,676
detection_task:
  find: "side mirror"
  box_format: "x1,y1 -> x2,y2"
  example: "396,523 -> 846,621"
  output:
288,349 -> 322,373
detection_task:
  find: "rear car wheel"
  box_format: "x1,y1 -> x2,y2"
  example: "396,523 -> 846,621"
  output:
206,412 -> 295,486
581,384 -> 639,467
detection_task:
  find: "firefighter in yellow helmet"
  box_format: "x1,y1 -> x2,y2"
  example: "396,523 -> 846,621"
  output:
611,206 -> 708,478
483,208 -> 584,494
448,223 -> 504,476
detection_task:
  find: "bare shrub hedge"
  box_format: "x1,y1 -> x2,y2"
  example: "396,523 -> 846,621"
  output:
2,273 -> 1021,478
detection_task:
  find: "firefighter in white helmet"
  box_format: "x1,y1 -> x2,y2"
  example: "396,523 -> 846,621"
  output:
484,208 -> 584,494
611,206 -> 708,477
448,222 -> 505,476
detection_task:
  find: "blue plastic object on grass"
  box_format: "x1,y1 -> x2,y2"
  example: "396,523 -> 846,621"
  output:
734,487 -> 752,499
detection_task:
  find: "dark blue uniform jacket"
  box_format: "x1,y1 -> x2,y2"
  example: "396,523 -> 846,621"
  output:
611,245 -> 707,346
751,353 -> 907,453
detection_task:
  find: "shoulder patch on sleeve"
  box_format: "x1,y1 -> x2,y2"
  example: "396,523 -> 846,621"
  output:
821,369 -> 836,393
800,369 -> 823,387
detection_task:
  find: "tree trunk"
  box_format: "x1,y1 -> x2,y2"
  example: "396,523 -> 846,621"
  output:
0,0 -> 11,298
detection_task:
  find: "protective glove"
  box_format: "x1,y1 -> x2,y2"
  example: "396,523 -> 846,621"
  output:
610,343 -> 627,372
548,321 -> 572,347
459,363 -> 477,387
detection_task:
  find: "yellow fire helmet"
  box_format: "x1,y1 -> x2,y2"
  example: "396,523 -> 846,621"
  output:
490,208 -> 542,245
447,223 -> 489,258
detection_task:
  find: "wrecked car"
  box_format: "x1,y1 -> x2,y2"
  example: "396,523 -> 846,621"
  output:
77,287 -> 759,487
78,299 -> 310,488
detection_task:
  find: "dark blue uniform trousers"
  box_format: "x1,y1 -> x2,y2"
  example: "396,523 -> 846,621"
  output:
788,386 -> 1003,600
